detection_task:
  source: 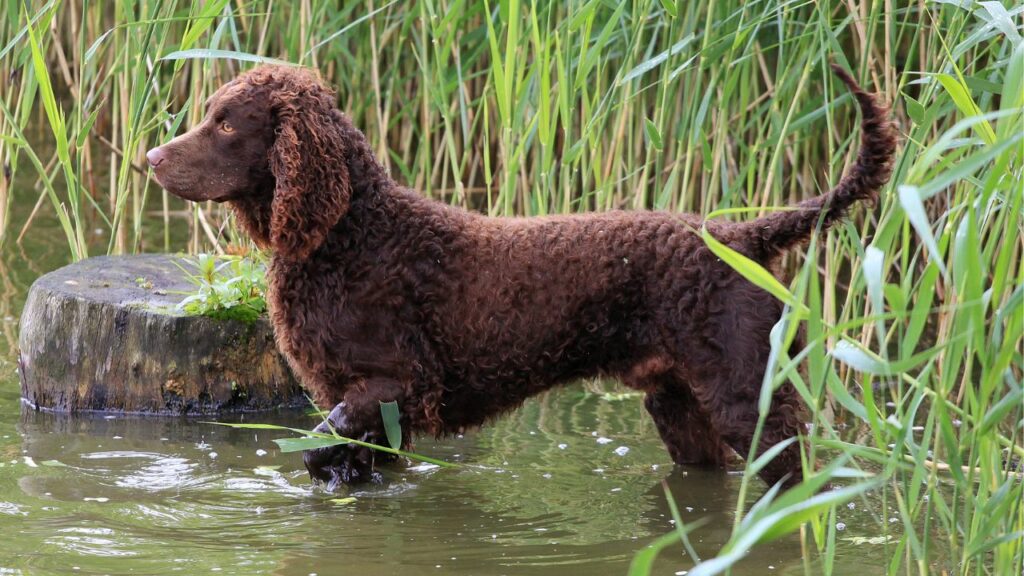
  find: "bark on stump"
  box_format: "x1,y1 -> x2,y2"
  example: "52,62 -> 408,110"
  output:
18,254 -> 304,414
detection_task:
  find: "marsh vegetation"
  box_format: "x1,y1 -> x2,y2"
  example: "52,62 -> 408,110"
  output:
0,1 -> 1021,574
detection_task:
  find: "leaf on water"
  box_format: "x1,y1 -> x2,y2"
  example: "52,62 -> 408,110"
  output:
331,497 -> 357,505
380,400 -> 403,450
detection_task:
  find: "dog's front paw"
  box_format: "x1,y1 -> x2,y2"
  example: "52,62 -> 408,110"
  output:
303,442 -> 381,490
303,403 -> 385,490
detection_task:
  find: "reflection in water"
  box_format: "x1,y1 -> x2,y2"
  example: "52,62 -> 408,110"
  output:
0,180 -> 892,575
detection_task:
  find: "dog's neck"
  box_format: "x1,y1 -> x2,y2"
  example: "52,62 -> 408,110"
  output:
229,192 -> 274,249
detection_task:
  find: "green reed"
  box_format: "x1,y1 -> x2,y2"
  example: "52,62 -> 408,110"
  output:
1,1 -> 1021,574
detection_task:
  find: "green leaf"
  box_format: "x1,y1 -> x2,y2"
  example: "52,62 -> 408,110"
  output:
159,49 -> 295,66
904,93 -> 925,125
305,0 -> 398,58
179,0 -> 231,53
379,400 -> 403,450
897,185 -> 947,276
273,436 -> 349,452
933,73 -> 996,145
644,118 -> 663,150
628,518 -> 707,576
701,227 -> 803,311
978,387 -> 1024,436
76,107 -> 102,149
619,34 -> 695,85
746,437 -> 797,477
831,340 -> 890,374
208,422 -> 455,468
902,262 -> 939,352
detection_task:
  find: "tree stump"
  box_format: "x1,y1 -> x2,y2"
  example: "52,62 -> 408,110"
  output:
18,254 -> 305,415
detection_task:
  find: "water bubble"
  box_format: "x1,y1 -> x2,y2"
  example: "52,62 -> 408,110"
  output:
256,449 -> 267,457
596,437 -> 613,445
613,446 -> 630,456
836,522 -> 847,531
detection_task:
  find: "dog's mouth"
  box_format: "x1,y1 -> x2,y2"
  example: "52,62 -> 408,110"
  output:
151,170 -> 232,203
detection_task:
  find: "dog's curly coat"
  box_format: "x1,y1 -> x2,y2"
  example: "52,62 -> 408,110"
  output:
148,64 -> 897,490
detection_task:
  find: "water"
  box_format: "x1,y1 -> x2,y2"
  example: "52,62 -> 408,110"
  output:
0,177 -> 892,575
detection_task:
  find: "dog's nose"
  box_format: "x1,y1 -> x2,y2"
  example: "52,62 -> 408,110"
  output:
146,147 -> 166,168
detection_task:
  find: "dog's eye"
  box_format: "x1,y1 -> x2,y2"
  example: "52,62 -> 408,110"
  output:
221,122 -> 233,133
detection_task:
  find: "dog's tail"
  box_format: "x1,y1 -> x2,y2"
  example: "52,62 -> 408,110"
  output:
740,64 -> 897,261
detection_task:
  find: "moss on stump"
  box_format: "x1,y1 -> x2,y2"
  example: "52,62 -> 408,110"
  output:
18,254 -> 304,415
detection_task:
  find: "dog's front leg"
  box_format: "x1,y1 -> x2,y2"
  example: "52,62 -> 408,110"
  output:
302,379 -> 406,490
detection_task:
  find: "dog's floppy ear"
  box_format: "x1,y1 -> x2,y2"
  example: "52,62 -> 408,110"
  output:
268,74 -> 350,261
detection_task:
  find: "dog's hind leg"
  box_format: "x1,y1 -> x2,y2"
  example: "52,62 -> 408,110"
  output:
686,304 -> 808,488
644,379 -> 734,466
694,375 -> 805,488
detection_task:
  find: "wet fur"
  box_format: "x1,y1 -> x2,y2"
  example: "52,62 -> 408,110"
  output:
155,65 -> 897,489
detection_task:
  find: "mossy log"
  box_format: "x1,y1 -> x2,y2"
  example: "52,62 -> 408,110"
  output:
18,254 -> 304,414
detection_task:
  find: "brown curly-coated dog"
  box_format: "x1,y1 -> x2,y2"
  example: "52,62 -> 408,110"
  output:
148,63 -> 896,491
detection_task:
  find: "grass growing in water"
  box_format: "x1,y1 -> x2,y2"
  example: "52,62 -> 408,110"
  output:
1,1 -> 1021,574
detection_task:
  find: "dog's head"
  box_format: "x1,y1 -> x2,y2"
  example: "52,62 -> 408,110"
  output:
148,65 -> 352,260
